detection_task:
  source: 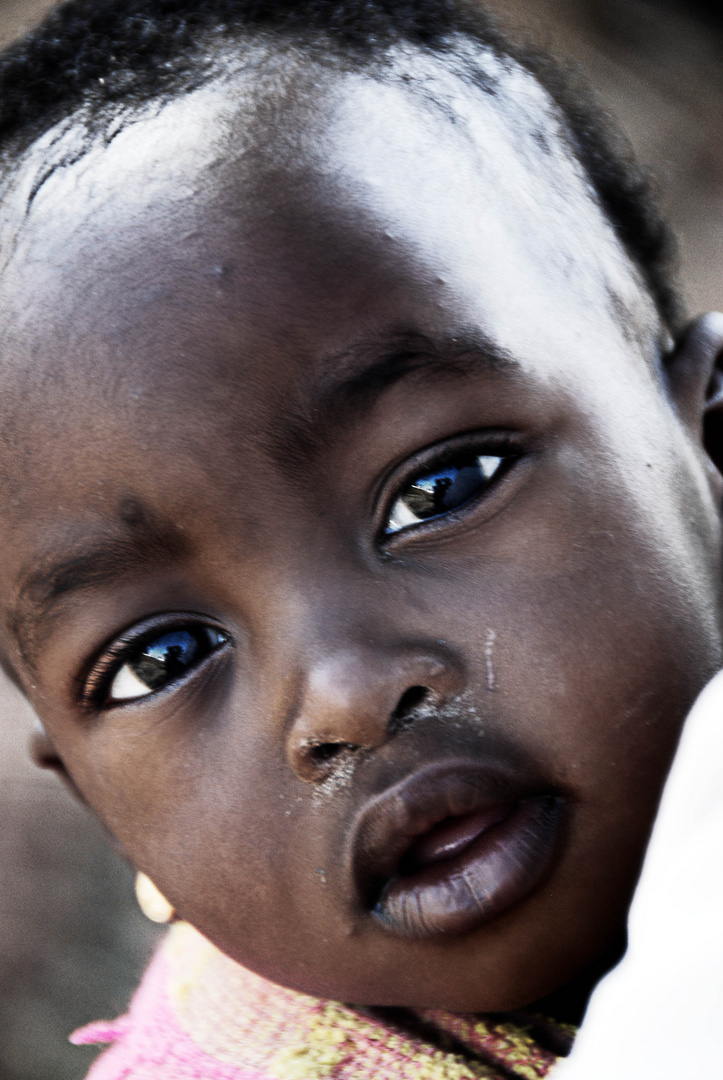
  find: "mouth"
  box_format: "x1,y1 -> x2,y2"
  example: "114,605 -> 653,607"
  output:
352,763 -> 565,938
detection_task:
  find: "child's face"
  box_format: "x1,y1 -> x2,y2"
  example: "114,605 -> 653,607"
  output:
0,55 -> 721,1011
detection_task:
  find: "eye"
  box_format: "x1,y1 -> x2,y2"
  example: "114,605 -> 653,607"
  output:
107,626 -> 229,703
385,453 -> 506,535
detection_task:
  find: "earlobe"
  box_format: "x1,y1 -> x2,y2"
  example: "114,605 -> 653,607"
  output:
135,872 -> 176,923
666,313 -> 723,471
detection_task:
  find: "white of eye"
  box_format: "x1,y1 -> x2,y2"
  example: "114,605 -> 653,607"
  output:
387,498 -> 422,533
386,454 -> 503,535
109,664 -> 154,701
478,455 -> 502,479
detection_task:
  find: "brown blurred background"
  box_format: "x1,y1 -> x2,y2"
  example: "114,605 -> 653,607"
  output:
0,1 -> 721,1078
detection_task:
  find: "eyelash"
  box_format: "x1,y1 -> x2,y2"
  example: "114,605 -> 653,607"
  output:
81,618 -> 230,710
380,432 -> 520,540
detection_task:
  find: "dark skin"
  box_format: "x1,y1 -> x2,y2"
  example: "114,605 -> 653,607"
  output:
1,51 -> 723,1016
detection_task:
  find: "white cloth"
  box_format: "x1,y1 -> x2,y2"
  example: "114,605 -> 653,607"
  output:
556,668 -> 723,1078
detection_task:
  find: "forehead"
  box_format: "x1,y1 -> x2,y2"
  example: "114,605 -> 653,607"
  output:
0,48 -> 660,491
0,46 -> 655,336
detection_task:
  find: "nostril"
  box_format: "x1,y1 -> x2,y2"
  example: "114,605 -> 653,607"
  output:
309,741 -> 359,767
390,685 -> 429,731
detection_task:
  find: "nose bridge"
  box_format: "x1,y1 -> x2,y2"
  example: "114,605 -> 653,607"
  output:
261,542 -> 462,778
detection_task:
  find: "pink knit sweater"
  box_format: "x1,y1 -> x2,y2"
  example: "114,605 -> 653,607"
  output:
72,923 -> 572,1079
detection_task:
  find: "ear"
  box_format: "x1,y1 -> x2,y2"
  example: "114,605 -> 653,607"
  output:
29,720 -> 89,806
666,313 -> 723,473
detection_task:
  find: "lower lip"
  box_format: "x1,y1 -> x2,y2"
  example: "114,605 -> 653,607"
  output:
373,795 -> 565,938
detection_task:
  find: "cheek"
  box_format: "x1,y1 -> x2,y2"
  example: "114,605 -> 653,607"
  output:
65,697 -> 289,901
69,687 -> 349,970
494,574 -> 693,785
409,469 -> 716,807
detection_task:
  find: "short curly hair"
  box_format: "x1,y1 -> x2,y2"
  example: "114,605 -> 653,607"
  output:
0,0 -> 681,329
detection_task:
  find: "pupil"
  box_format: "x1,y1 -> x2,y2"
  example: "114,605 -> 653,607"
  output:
129,629 -> 202,690
404,457 -> 487,519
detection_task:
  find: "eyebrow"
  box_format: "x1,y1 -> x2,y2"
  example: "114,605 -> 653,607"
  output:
275,328 -> 519,466
9,499 -> 188,667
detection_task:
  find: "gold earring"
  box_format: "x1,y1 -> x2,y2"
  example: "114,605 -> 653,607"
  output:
135,872 -> 175,923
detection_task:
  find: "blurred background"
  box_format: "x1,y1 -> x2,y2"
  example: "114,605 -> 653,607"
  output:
0,1 -> 721,1078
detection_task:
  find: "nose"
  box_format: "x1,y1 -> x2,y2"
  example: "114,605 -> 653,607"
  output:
286,645 -> 462,782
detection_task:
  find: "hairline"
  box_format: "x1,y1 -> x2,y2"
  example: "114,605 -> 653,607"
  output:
0,22 -> 679,333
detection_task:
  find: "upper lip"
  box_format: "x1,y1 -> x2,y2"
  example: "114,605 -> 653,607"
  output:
349,759 -> 549,903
